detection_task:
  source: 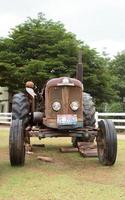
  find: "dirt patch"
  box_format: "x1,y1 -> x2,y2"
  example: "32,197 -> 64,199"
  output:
117,134 -> 125,140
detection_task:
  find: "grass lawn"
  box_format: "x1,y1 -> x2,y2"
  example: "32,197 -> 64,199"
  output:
0,128 -> 125,200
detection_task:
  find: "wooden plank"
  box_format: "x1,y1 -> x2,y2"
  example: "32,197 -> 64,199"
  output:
77,142 -> 96,149
32,144 -> 45,147
77,141 -> 97,157
79,148 -> 97,157
37,156 -> 54,163
60,147 -> 78,153
26,151 -> 34,155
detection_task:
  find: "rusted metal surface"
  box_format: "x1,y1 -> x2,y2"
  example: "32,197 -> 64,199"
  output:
77,142 -> 97,157
43,117 -> 83,129
76,51 -> 83,83
44,77 -> 83,129
45,86 -> 83,118
31,97 -> 35,112
24,76 -> 98,151
46,77 -> 83,88
27,126 -> 97,138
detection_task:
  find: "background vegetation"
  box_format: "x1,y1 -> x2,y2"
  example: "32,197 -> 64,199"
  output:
0,13 -> 125,111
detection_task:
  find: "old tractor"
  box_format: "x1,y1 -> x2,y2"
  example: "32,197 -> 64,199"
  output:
9,56 -> 117,166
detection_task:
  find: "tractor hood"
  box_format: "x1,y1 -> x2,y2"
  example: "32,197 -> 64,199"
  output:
46,77 -> 83,89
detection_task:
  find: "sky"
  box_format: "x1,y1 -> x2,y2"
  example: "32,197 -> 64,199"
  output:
0,0 -> 125,57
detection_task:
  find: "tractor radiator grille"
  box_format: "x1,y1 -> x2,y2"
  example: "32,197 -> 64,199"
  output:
45,86 -> 83,118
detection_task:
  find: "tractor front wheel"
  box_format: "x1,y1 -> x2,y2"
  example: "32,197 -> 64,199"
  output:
96,119 -> 117,166
9,119 -> 25,166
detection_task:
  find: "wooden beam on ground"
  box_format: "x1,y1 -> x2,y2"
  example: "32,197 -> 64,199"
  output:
79,148 -> 97,157
32,144 -> 45,147
77,142 -> 97,157
37,156 -> 54,163
26,151 -> 34,155
60,147 -> 78,153
77,142 -> 97,149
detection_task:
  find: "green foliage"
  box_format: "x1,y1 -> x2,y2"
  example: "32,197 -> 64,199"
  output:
0,14 -> 79,92
98,102 -> 124,112
0,13 -> 117,106
110,51 -> 125,100
107,102 -> 124,112
83,46 -> 117,106
0,62 -> 21,92
22,60 -> 50,87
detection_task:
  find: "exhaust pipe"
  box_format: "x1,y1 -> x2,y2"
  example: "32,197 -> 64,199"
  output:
76,50 -> 83,83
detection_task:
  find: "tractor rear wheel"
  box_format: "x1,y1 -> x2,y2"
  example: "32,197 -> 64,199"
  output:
9,92 -> 30,166
9,120 -> 25,166
72,92 -> 95,147
12,92 -> 30,124
83,92 -> 95,127
96,119 -> 117,166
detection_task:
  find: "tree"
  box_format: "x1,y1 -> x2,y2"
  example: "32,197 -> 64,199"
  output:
0,13 -> 117,108
82,46 -> 117,106
110,51 -> 125,101
0,14 -> 79,92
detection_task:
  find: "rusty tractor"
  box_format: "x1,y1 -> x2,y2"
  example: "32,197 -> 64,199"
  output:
9,55 -> 117,166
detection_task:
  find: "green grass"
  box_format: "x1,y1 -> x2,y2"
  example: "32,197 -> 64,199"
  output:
0,129 -> 125,200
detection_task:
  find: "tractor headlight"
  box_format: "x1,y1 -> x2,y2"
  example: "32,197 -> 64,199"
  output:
70,101 -> 79,111
52,102 -> 61,111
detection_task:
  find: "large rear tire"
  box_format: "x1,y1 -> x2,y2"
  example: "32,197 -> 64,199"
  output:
9,92 -> 30,166
9,120 -> 25,166
83,92 -> 95,127
12,92 -> 30,124
72,92 -> 95,147
96,119 -> 117,166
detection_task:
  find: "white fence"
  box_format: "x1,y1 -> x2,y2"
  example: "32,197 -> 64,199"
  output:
95,112 -> 125,129
0,113 -> 12,124
1,112 -> 125,130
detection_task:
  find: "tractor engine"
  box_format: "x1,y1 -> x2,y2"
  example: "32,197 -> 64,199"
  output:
43,77 -> 83,129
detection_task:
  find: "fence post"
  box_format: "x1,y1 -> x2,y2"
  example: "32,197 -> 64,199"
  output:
95,112 -> 98,128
